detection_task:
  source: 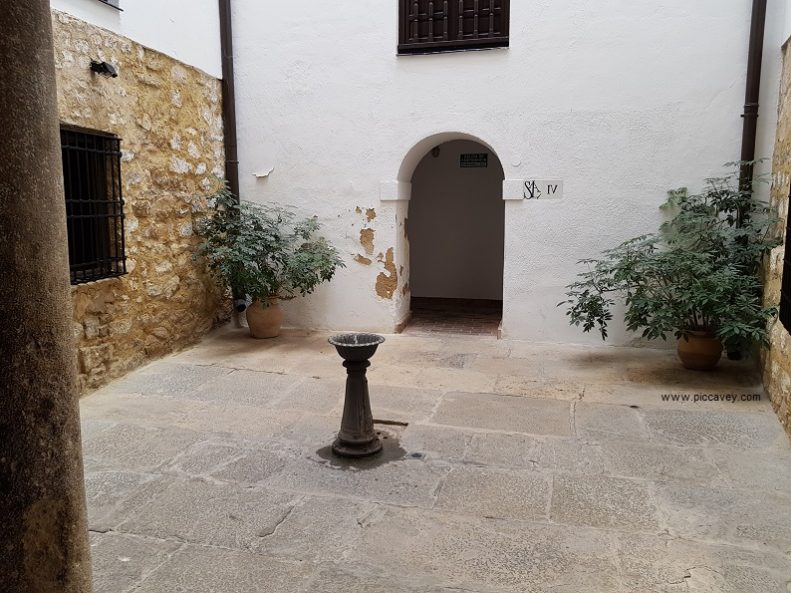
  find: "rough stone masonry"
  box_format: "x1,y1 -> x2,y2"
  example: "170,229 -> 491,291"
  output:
764,39 -> 791,438
52,11 -> 229,392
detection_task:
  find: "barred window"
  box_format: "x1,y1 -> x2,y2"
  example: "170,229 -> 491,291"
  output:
60,127 -> 127,285
781,188 -> 791,332
398,0 -> 510,55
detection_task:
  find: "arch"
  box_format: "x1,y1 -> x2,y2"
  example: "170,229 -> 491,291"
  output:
397,131 -> 504,184
385,130 -> 510,334
402,135 -> 507,333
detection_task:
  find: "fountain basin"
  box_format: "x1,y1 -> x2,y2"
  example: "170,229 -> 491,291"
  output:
328,333 -> 385,362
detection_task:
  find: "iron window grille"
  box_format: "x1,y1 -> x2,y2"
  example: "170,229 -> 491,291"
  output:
61,127 -> 127,285
398,0 -> 510,55
781,185 -> 791,333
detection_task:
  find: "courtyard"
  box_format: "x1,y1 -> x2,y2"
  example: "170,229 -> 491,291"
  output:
81,327 -> 791,593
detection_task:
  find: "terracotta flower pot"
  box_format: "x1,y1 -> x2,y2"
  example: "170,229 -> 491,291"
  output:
677,331 -> 723,371
245,299 -> 283,339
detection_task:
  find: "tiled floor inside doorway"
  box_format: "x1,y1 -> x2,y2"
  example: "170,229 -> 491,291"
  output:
405,297 -> 502,336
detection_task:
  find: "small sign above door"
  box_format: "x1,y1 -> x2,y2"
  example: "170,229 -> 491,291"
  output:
460,153 -> 488,168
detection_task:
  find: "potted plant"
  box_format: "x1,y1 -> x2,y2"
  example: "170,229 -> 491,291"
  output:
196,184 -> 345,338
559,165 -> 780,370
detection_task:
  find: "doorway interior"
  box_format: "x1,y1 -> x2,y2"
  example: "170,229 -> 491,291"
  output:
405,139 -> 505,336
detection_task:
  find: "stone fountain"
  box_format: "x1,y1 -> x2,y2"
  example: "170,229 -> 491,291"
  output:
328,333 -> 385,458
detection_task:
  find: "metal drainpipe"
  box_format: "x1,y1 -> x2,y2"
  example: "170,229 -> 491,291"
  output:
219,0 -> 247,313
730,0 -> 768,360
739,0 -> 768,199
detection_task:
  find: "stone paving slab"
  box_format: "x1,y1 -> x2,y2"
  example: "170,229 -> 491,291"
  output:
574,401 -> 648,441
596,439 -> 721,483
435,465 -> 551,521
266,454 -> 450,507
550,473 -> 660,532
89,532 -> 180,593
250,495 -> 372,562
107,361 -> 234,398
652,481 -> 791,550
174,400 -> 304,440
304,564 -> 470,593
612,532 -> 791,593
399,423 -> 470,462
492,376 -> 584,400
168,368 -> 301,407
132,545 -> 313,593
432,391 -> 573,436
368,384 -> 443,423
81,392 -> 199,429
642,407 -> 788,448
464,430 -> 542,469
115,478 -> 299,550
80,327 -> 791,593
706,446 -> 791,492
581,382 -> 767,410
349,506 -> 621,593
84,470 -> 168,532
82,423 -> 204,472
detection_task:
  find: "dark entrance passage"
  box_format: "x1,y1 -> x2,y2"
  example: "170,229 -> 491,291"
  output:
406,139 -> 505,335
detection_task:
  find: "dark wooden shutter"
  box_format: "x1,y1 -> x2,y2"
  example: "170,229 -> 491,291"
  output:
399,0 -> 510,55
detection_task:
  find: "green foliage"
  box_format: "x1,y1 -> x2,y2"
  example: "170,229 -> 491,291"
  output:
560,164 -> 781,351
195,184 -> 345,303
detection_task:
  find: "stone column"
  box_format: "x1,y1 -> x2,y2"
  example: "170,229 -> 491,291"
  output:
0,2 -> 93,592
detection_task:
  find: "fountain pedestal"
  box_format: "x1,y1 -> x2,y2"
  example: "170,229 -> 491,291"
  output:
328,333 -> 385,458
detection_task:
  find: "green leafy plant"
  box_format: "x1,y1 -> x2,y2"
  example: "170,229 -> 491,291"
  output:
559,164 -> 781,351
195,184 -> 345,304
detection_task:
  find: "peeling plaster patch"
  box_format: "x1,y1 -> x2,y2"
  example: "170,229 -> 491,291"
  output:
366,208 -> 376,222
355,207 -> 362,214
376,248 -> 398,300
360,228 -> 375,255
354,255 -> 372,266
402,282 -> 410,296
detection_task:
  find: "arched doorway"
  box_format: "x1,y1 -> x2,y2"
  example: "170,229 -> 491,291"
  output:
406,139 -> 505,335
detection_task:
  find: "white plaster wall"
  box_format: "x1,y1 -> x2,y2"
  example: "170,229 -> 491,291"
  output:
784,0 -> 791,46
410,140 -> 505,301
50,0 -> 221,77
233,0 -> 785,344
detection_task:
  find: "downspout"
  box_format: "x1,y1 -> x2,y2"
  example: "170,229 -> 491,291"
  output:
733,0 -> 768,360
219,0 -> 247,313
739,0 -> 768,197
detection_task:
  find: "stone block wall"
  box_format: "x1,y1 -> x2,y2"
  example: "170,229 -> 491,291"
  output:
764,42 -> 791,436
52,11 -> 229,392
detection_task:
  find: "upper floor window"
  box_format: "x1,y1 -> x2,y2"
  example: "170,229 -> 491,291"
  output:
61,127 -> 127,285
398,0 -> 510,55
781,189 -> 791,333
97,0 -> 121,10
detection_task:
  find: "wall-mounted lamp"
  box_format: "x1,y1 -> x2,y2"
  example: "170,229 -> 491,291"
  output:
90,60 -> 118,78
431,146 -> 441,158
